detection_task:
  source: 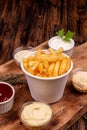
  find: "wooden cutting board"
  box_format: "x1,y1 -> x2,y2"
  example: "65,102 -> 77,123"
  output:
0,41 -> 87,130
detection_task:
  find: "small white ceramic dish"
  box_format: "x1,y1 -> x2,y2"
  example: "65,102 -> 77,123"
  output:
0,82 -> 15,114
48,36 -> 75,56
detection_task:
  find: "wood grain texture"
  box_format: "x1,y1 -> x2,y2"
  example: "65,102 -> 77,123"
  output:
0,42 -> 87,130
0,0 -> 87,65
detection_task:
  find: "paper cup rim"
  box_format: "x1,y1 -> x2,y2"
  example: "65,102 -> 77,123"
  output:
21,50 -> 73,80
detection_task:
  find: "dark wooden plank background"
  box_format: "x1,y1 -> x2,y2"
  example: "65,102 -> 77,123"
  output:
0,0 -> 87,65
0,0 -> 87,129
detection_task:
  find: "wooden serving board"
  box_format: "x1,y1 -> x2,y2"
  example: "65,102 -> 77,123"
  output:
0,42 -> 87,130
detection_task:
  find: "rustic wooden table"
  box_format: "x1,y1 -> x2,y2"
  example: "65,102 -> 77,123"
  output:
0,41 -> 87,130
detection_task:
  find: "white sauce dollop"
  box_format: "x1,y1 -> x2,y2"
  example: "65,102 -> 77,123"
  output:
14,50 -> 31,66
21,102 -> 52,127
48,36 -> 74,51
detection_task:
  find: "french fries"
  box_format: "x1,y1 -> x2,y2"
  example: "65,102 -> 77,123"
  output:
23,48 -> 71,78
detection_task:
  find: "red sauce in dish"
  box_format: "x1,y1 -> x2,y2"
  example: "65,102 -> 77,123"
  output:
0,83 -> 13,102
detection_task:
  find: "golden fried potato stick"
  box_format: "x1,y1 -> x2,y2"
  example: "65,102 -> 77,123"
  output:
59,58 -> 68,75
23,48 -> 71,78
47,63 -> 55,77
53,61 -> 60,77
65,58 -> 71,72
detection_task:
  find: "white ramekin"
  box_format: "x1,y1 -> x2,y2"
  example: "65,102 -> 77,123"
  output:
0,82 -> 15,114
48,36 -> 75,57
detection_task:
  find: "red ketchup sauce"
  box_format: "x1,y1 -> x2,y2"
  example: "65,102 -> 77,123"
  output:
0,83 -> 13,102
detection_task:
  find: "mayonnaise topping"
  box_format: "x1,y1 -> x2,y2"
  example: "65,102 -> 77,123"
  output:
21,102 -> 52,127
72,71 -> 87,92
14,50 -> 31,65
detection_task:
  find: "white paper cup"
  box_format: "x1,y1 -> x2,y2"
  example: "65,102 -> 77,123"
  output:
21,50 -> 73,104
